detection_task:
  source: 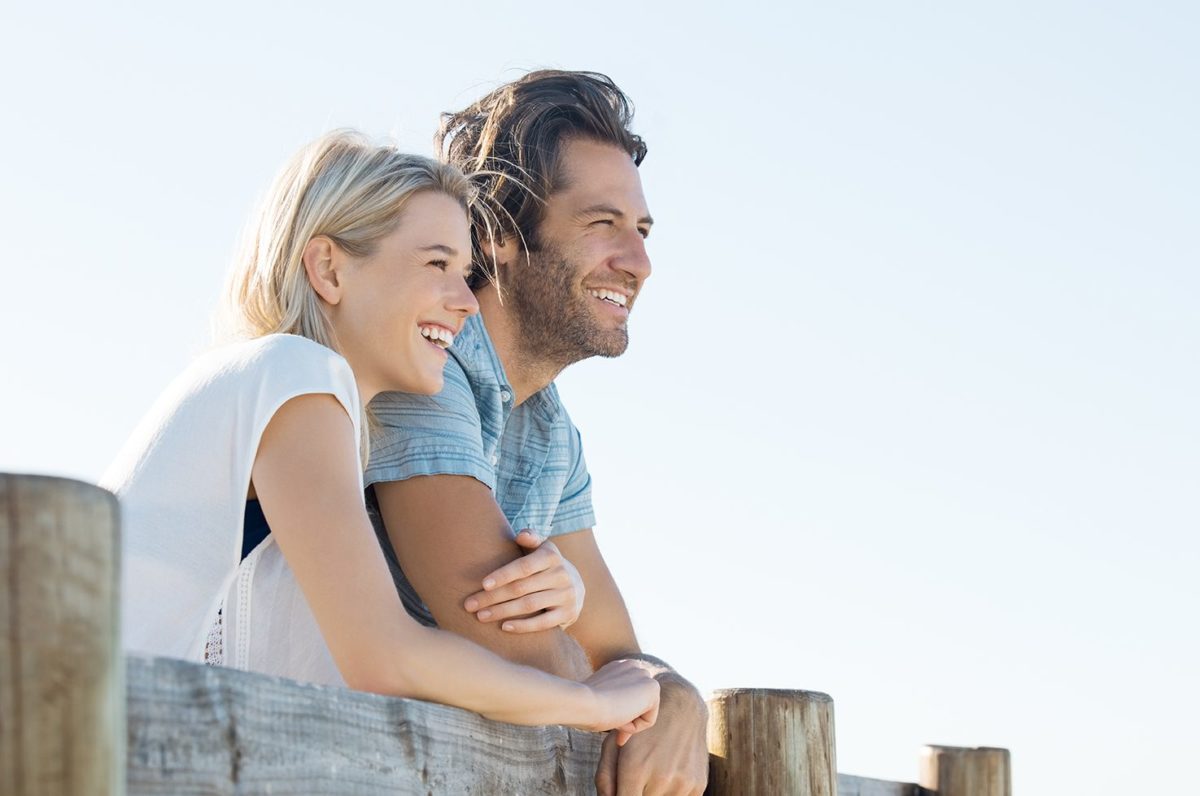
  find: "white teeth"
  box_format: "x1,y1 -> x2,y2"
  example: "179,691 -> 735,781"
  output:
419,325 -> 454,348
588,289 -> 628,307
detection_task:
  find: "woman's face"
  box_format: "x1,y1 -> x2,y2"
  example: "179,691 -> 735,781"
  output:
326,190 -> 477,399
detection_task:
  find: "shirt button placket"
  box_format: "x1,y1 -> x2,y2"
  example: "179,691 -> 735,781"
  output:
495,387 -> 511,467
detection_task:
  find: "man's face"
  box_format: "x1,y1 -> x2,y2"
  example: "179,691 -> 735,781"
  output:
505,138 -> 653,364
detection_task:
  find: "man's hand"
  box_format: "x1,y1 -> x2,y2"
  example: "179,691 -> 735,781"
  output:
594,678 -> 709,796
549,530 -> 709,794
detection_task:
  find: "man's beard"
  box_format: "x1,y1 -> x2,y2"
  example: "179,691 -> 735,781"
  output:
504,244 -> 631,368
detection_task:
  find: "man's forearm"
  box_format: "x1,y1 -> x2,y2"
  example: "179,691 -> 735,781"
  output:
374,476 -> 596,682
493,626 -> 594,681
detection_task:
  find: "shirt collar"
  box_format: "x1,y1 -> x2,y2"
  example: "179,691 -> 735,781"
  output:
451,315 -> 561,423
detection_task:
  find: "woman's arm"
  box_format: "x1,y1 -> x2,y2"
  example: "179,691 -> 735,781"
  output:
250,393 -> 657,732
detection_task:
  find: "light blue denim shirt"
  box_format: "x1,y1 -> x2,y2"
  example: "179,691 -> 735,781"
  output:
365,314 -> 596,624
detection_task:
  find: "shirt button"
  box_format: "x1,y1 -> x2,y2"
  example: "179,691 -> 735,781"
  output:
491,453 -> 499,466
500,390 -> 512,403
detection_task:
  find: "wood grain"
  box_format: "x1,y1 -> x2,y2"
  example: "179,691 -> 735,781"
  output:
838,773 -> 930,796
126,655 -> 603,795
0,474 -> 123,796
707,688 -> 836,796
919,745 -> 1012,796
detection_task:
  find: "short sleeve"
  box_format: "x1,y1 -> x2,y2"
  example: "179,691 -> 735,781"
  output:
548,422 -> 596,535
253,336 -> 362,436
365,355 -> 496,490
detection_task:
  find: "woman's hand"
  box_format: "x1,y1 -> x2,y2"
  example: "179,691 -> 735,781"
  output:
583,659 -> 661,746
464,530 -> 586,632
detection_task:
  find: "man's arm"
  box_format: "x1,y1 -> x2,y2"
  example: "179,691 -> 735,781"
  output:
553,528 -> 709,796
373,474 -> 592,681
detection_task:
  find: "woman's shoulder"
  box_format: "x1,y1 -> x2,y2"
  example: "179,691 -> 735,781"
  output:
195,334 -> 351,384
214,333 -> 344,366
170,334 -> 360,420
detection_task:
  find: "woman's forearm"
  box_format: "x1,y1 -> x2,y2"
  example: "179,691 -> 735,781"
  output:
357,623 -> 598,728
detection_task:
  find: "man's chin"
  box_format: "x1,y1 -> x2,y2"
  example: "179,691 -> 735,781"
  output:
587,331 -> 629,359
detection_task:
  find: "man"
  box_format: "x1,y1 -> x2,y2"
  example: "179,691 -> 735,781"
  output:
366,70 -> 708,795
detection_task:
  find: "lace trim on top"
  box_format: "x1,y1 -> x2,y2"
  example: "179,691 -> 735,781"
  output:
204,608 -> 224,665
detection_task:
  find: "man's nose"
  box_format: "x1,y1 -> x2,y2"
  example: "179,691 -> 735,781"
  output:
617,232 -> 652,284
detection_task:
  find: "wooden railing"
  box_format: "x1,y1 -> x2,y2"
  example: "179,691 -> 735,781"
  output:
1,474 -> 1012,795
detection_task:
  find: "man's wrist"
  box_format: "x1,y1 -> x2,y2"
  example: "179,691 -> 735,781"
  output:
607,653 -> 704,711
657,675 -> 708,721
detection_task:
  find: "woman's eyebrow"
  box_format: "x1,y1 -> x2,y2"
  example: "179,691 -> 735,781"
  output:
418,244 -> 460,257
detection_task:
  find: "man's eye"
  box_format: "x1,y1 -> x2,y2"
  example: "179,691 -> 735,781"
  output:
638,228 -> 650,239
591,219 -> 614,227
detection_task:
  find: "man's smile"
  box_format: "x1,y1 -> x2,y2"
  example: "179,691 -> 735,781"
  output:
587,288 -> 629,308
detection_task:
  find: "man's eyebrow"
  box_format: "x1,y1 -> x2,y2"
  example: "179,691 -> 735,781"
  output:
579,204 -> 655,227
418,244 -> 459,257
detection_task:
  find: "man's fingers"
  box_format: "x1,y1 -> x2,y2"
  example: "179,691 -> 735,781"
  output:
499,606 -> 572,633
595,732 -> 619,796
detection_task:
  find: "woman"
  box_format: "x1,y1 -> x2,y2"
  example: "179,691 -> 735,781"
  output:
101,130 -> 658,739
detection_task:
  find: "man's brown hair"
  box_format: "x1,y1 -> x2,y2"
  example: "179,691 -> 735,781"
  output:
436,69 -> 647,287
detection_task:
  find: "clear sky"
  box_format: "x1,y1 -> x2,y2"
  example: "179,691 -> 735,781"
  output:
2,2 -> 1196,793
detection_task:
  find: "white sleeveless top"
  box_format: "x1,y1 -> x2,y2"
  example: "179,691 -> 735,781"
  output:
102,334 -> 360,685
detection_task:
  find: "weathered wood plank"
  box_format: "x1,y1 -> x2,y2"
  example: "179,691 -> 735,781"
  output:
126,655 -> 603,795
0,474 -> 123,796
708,688 -> 836,796
918,745 -> 1011,796
837,773 -> 928,796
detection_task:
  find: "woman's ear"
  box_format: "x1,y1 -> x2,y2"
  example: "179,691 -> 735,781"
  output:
302,236 -> 342,305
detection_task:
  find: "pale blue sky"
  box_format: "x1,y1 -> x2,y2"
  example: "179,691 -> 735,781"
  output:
2,2 -> 1196,793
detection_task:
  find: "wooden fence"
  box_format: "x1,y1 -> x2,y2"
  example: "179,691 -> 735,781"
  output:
1,474 -> 1012,795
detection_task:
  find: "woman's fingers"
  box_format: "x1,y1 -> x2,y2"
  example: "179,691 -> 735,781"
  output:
512,529 -> 543,550
478,537 -> 559,591
496,606 -> 574,633
464,570 -> 566,614
462,531 -> 584,631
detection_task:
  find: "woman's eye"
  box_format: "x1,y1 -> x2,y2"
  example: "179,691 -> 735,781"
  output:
428,260 -> 449,271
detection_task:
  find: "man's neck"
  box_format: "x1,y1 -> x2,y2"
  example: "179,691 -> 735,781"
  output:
477,288 -> 567,406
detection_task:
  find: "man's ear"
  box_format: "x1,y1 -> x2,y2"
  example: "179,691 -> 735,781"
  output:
302,236 -> 342,305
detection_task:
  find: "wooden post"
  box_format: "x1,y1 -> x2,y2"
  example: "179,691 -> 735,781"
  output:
918,745 -> 1011,796
0,474 -> 123,796
707,688 -> 836,796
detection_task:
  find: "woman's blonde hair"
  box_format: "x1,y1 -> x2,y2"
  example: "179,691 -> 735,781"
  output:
219,130 -> 479,464
223,129 -> 476,344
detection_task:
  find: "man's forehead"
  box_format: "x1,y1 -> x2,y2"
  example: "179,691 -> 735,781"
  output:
554,139 -> 651,215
